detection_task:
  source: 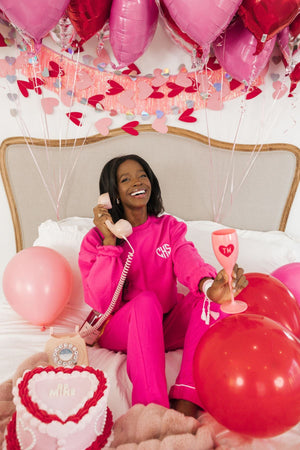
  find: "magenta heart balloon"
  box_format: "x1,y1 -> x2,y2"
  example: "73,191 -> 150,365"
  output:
162,0 -> 243,49
109,0 -> 159,67
213,18 -> 276,84
0,0 -> 70,46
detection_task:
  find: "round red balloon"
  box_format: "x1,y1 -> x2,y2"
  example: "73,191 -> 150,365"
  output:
239,0 -> 300,53
2,246 -> 73,326
235,272 -> 300,338
67,0 -> 113,44
193,314 -> 300,437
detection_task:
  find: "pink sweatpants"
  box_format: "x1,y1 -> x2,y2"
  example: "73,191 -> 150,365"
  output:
98,291 -> 226,408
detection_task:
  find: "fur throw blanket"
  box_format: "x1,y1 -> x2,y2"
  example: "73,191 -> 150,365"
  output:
0,352 -> 296,449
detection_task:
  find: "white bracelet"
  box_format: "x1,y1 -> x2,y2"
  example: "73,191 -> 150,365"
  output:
202,278 -> 214,298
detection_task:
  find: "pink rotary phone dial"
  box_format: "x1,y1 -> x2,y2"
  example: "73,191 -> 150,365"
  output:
98,193 -> 132,239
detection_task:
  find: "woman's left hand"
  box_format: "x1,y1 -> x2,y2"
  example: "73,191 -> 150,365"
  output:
207,264 -> 248,304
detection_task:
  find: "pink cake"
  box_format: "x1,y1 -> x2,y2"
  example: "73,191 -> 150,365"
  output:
4,366 -> 113,450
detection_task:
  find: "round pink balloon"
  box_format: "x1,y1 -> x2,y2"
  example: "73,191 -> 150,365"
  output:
109,0 -> 159,67
0,0 -> 70,46
162,0 -> 242,49
272,263 -> 300,309
213,18 -> 276,84
2,246 -> 73,326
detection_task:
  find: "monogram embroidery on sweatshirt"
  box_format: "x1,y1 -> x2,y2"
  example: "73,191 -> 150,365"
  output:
156,244 -> 171,258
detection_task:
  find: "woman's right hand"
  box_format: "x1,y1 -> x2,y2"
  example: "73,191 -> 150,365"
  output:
93,204 -> 117,246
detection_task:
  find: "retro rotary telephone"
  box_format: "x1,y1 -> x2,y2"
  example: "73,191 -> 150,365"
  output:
79,193 -> 134,345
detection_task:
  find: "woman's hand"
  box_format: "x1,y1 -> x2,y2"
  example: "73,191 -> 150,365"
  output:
204,264 -> 248,304
93,203 -> 116,246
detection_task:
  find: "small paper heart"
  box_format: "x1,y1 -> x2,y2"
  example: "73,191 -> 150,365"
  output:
42,67 -> 49,77
270,73 -> 280,82
138,80 -> 153,100
152,116 -> 168,134
118,90 -> 135,109
95,117 -> 112,136
5,56 -> 15,65
121,120 -> 139,136
6,74 -> 16,83
41,97 -> 59,114
7,93 -> 18,101
178,108 -> 197,123
106,79 -> 124,95
175,72 -> 192,88
66,111 -> 83,126
76,71 -> 93,90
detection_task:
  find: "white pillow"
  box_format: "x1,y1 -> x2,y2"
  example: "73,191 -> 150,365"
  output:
33,217 -> 94,328
33,216 -> 300,327
185,220 -> 300,274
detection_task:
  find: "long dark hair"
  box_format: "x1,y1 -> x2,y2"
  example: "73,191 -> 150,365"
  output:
99,154 -> 164,222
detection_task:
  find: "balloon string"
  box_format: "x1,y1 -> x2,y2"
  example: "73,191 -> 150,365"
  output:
14,113 -> 58,214
31,56 -> 60,207
195,67 -> 217,220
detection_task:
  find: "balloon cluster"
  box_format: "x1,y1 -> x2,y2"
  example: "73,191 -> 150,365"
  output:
193,269 -> 300,438
0,0 -> 299,83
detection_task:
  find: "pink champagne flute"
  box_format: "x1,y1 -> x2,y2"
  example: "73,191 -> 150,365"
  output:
211,228 -> 248,314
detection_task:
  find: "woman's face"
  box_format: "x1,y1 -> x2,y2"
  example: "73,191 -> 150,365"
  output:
116,159 -> 152,211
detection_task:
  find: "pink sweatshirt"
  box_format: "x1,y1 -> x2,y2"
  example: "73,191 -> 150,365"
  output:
78,214 -> 217,314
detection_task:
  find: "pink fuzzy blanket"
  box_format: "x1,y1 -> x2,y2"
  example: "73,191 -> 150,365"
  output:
0,352 -> 298,449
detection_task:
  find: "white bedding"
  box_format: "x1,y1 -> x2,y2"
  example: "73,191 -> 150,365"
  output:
1,217 -> 300,448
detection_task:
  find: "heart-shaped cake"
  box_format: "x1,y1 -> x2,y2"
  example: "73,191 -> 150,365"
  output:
4,366 -> 113,450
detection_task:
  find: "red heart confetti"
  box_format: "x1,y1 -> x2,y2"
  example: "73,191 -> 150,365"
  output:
185,78 -> 197,93
106,80 -> 124,95
122,63 -> 141,76
0,33 -> 7,47
229,79 -> 242,91
48,61 -> 65,77
246,86 -> 262,100
219,244 -> 234,257
66,112 -> 83,126
30,77 -> 44,95
121,121 -> 139,136
206,57 -> 221,71
88,94 -> 105,108
149,86 -> 164,99
178,108 -> 197,123
17,79 -> 34,97
167,82 -> 184,97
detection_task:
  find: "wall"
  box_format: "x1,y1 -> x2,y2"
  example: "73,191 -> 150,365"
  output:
0,20 -> 300,297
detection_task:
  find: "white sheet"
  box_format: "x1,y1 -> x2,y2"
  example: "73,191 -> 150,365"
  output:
0,297 -> 299,448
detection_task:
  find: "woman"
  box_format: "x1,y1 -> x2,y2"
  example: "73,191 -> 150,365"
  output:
78,154 -> 248,417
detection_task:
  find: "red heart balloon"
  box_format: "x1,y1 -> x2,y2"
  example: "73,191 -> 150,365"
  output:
290,13 -> 300,39
239,0 -> 300,53
67,0 -> 113,44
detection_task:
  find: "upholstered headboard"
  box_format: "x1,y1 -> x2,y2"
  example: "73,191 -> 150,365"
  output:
1,125 -> 299,251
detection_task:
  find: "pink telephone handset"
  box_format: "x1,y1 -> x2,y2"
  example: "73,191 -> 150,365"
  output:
79,193 -> 134,345
98,193 -> 132,239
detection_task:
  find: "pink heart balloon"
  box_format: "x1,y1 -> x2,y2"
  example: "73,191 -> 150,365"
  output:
0,0 -> 70,47
109,0 -> 159,68
2,247 -> 72,326
213,18 -> 276,84
162,0 -> 243,49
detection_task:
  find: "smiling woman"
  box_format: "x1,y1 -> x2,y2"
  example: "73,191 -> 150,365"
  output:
78,151 -> 248,418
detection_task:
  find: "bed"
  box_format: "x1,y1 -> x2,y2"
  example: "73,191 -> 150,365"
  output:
1,125 -> 300,448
